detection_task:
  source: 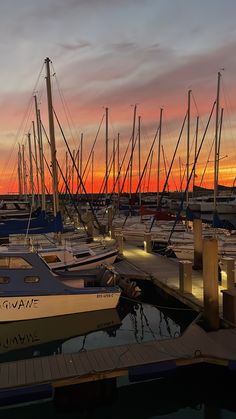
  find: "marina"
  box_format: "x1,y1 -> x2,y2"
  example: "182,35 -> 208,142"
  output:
1,7 -> 236,416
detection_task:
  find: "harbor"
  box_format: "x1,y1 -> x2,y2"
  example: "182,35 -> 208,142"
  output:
1,3 -> 236,417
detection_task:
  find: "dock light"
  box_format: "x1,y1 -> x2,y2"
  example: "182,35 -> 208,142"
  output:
144,240 -> 147,252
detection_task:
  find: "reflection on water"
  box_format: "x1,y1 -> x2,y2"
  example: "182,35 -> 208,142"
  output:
0,299 -> 183,363
1,298 -> 236,418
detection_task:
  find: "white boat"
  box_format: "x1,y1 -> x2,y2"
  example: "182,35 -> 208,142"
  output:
188,194 -> 236,214
38,243 -> 118,273
0,248 -> 121,322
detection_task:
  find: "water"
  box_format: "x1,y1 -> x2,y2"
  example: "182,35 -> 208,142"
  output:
0,292 -> 236,418
0,297 -> 182,363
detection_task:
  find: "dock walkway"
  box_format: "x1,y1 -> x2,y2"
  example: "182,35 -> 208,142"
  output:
0,323 -> 236,391
0,239 -> 235,403
122,241 -> 224,313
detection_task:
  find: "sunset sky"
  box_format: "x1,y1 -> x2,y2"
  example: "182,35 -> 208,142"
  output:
0,0 -> 236,194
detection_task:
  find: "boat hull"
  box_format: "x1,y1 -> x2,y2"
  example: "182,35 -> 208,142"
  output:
0,291 -> 121,322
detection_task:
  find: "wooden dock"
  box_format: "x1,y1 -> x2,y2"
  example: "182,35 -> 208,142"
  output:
121,241 -> 225,314
0,322 -> 236,392
1,239 -> 236,406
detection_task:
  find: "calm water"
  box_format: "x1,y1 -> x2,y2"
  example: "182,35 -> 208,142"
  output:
1,293 -> 236,418
0,297 -> 182,363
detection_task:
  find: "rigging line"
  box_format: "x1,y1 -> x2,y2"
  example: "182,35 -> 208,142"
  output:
108,131 -> 133,197
109,110 -> 117,142
53,109 -> 101,229
148,111 -> 188,233
159,112 -> 187,204
135,125 -> 160,195
122,125 -> 160,227
41,122 -> 86,228
81,114 -> 105,182
0,99 -> 34,182
179,121 -> 200,193
98,142 -> 116,197
199,117 -> 223,187
51,66 -> 80,148
120,295 -> 197,312
167,101 -> 216,244
120,131 -> 139,205
221,78 -> 236,167
72,114 -> 105,202
0,63 -> 45,180
191,91 -> 206,131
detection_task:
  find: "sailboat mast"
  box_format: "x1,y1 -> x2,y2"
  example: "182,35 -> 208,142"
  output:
214,71 -> 221,212
186,89 -> 191,206
45,57 -> 59,216
34,96 -> 46,211
22,144 -> 27,198
138,115 -> 141,207
18,144 -> 23,197
129,104 -> 137,200
117,132 -> 120,214
92,150 -> 94,200
157,108 -> 163,206
32,120 -> 40,203
80,133 -> 83,195
27,132 -> 34,208
105,107 -> 109,198
192,116 -> 199,197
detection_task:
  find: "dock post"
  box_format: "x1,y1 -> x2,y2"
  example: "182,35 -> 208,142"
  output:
203,237 -> 220,330
193,219 -> 202,269
110,225 -> 115,239
108,206 -> 113,233
220,257 -> 235,289
179,260 -> 192,293
116,233 -> 124,255
143,232 -> 152,253
86,213 -> 94,240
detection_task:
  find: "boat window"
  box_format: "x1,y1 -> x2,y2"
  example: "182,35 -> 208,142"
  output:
17,203 -> 29,210
24,276 -> 40,283
6,203 -> 17,210
75,252 -> 91,258
0,256 -> 33,269
0,276 -> 10,284
42,254 -> 62,263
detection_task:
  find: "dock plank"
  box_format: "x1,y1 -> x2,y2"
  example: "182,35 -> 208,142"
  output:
1,322 -> 236,390
0,363 -> 9,388
62,354 -> 78,377
41,357 -> 53,382
16,361 -> 26,387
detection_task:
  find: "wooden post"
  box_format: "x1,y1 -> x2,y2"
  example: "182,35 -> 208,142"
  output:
110,225 -> 115,239
144,232 -> 152,253
108,206 -> 113,233
193,219 -> 203,269
116,233 -> 123,255
203,237 -> 220,330
86,213 -> 94,240
220,257 -> 235,289
179,260 -> 192,293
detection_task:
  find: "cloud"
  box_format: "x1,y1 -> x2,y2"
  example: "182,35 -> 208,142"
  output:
59,41 -> 91,51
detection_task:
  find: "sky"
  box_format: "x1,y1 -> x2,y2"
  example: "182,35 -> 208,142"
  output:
0,0 -> 236,194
